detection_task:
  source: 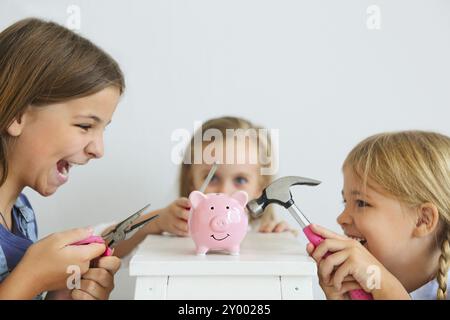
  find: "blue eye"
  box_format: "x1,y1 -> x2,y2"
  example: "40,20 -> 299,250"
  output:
234,177 -> 248,185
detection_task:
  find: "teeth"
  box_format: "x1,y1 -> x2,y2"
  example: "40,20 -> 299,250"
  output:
349,236 -> 366,243
57,160 -> 72,177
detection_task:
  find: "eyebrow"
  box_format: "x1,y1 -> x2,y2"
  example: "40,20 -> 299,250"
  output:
341,190 -> 372,200
76,115 -> 111,125
234,172 -> 251,178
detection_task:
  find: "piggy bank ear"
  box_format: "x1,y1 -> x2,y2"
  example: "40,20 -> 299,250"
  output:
189,191 -> 207,208
231,190 -> 248,207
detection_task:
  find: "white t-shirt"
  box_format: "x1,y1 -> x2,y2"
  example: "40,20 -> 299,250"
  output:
410,273 -> 450,300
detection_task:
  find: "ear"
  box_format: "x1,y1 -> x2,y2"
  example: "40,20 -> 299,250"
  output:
231,190 -> 248,207
189,191 -> 207,208
6,113 -> 27,137
412,202 -> 440,238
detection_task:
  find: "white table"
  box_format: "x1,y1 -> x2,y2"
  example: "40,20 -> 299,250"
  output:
129,232 -> 316,300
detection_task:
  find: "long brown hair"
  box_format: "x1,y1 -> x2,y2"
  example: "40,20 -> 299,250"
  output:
0,18 -> 125,186
179,116 -> 276,224
343,131 -> 450,299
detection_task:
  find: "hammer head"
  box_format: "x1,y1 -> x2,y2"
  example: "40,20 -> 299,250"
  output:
247,176 -> 321,218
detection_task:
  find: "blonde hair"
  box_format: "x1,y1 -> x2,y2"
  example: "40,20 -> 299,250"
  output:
343,130 -> 450,299
179,116 -> 275,224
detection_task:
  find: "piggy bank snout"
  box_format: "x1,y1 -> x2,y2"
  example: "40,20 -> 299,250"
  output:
210,215 -> 230,232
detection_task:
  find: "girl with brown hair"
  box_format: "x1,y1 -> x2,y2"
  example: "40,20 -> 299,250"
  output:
0,18 -> 124,299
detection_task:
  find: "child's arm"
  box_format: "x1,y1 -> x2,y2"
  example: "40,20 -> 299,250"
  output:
0,265 -> 43,299
371,269 -> 411,299
110,198 -> 191,258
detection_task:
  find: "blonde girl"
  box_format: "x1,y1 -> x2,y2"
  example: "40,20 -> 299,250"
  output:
113,116 -> 293,258
307,131 -> 450,299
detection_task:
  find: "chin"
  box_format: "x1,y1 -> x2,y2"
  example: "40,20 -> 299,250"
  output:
36,184 -> 58,197
39,190 -> 56,197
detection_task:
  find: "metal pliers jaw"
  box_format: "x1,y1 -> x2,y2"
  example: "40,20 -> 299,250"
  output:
102,204 -> 158,248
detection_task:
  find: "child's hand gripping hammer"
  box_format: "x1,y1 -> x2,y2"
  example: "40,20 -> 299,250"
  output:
246,176 -> 373,300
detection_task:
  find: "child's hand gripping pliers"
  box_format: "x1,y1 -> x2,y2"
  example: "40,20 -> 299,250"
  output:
72,204 -> 159,256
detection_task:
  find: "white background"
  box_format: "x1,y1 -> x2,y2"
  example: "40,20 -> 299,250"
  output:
1,0 -> 450,299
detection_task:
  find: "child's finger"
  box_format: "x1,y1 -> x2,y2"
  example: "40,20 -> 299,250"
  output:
176,208 -> 189,220
342,275 -> 356,283
174,220 -> 189,236
274,222 -> 288,233
175,219 -> 188,231
57,227 -> 94,247
332,260 -> 355,291
71,289 -> 96,300
309,224 -> 348,241
174,228 -> 189,237
75,279 -> 108,300
306,243 -> 315,255
67,243 -> 107,262
338,281 -> 363,295
81,268 -> 113,289
312,238 -> 350,262
318,250 -> 349,285
259,222 -> 276,233
176,198 -> 191,210
96,256 -> 122,275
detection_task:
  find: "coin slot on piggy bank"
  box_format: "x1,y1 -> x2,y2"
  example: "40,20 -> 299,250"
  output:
188,190 -> 249,255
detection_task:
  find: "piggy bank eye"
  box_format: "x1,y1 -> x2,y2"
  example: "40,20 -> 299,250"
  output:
226,206 -> 230,209
210,206 -> 214,210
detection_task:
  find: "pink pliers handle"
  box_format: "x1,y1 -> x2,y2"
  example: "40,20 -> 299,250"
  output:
304,225 -> 373,300
71,235 -> 113,257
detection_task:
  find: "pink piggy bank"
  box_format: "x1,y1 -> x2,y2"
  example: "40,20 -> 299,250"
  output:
188,191 -> 249,255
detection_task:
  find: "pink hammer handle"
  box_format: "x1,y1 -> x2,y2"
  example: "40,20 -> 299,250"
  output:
303,225 -> 373,300
71,235 -> 113,257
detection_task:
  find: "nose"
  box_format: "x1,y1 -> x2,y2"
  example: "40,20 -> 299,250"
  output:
210,215 -> 230,232
337,207 -> 352,227
217,181 -> 236,195
85,133 -> 104,159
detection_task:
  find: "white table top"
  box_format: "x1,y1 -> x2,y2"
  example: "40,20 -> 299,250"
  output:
129,232 -> 316,276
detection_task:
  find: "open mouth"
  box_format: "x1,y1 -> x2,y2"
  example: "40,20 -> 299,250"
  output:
348,235 -> 367,246
211,234 -> 230,241
56,160 -> 71,178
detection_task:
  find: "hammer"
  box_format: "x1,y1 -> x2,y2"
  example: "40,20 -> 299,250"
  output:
247,176 -> 373,300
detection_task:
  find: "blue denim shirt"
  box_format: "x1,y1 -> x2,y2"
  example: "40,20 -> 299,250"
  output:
0,193 -> 42,299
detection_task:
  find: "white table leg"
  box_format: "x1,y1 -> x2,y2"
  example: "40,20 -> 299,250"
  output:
167,276 -> 281,300
134,276 -> 168,300
280,276 -> 313,300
